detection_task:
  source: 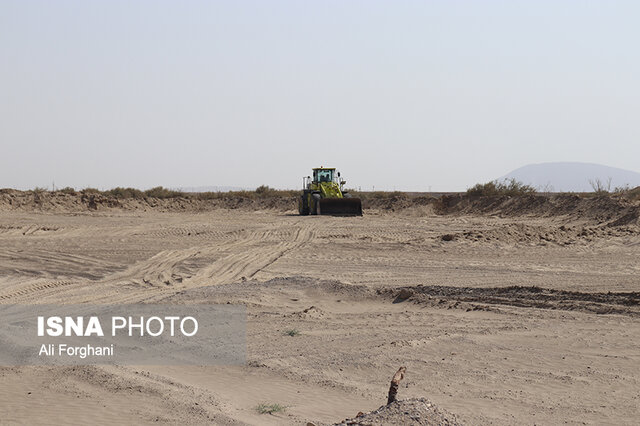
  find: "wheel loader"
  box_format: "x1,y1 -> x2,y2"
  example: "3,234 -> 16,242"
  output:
298,167 -> 363,216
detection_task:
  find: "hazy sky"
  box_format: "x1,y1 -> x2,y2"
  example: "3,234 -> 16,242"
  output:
2,1 -> 639,191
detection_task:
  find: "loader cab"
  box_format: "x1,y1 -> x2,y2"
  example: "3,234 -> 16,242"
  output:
313,168 -> 335,183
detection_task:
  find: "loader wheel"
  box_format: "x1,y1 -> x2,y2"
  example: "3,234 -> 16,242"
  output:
311,193 -> 321,215
298,195 -> 309,215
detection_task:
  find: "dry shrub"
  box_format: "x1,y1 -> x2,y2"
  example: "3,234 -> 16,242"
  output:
616,186 -> 640,201
59,187 -> 77,195
467,179 -> 536,196
349,191 -> 407,200
143,186 -> 185,199
104,187 -> 144,199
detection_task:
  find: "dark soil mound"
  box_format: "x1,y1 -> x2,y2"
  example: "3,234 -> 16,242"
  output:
334,398 -> 462,426
388,285 -> 640,317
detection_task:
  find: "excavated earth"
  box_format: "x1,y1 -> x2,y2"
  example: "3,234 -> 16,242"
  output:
333,398 -> 461,425
1,191 -> 639,425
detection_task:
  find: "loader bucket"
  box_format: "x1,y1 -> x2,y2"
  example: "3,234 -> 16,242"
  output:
317,198 -> 363,216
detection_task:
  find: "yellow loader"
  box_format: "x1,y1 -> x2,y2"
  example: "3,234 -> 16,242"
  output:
298,167 -> 363,216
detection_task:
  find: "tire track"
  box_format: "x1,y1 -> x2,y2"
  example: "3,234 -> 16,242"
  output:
43,221 -> 316,304
0,279 -> 81,302
0,249 -> 121,280
187,221 -> 315,286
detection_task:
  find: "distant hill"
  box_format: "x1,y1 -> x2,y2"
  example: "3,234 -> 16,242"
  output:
498,162 -> 640,192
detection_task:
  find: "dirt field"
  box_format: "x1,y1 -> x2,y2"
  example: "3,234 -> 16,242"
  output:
1,198 -> 639,425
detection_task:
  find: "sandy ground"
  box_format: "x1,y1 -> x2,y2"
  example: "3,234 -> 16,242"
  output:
0,208 -> 639,425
